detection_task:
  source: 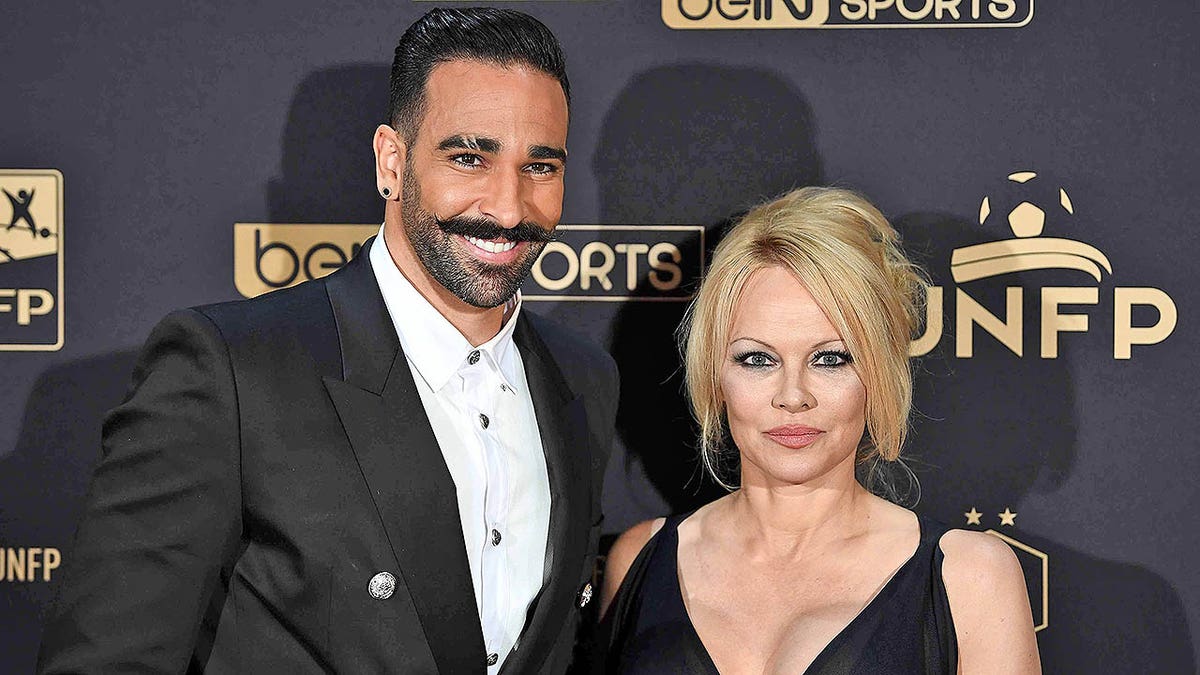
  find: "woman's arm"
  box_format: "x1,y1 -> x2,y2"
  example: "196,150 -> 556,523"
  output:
940,529 -> 1042,674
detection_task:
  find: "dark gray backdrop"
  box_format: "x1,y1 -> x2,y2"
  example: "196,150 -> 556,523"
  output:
2,1 -> 1197,672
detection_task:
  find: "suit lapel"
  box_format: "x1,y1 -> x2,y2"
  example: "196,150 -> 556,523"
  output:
322,242 -> 485,673
502,315 -> 591,674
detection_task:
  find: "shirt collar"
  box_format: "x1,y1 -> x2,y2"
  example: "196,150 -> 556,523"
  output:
370,225 -> 523,392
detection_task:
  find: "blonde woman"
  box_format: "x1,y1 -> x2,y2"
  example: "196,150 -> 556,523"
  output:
600,187 -> 1040,674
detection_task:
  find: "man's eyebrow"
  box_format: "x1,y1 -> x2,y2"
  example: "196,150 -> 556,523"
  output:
528,145 -> 567,162
437,135 -> 502,154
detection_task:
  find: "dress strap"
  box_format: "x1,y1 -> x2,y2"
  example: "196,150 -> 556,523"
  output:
597,512 -> 691,673
924,516 -> 959,671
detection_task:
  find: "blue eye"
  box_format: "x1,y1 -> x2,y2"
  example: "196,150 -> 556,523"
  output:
812,350 -> 852,367
733,351 -> 776,369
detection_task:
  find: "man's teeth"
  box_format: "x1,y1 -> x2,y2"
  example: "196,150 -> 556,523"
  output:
465,236 -> 517,254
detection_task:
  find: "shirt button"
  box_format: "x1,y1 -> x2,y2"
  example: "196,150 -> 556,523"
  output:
479,413 -> 490,429
468,350 -> 481,365
486,652 -> 499,666
499,383 -> 509,392
491,528 -> 502,546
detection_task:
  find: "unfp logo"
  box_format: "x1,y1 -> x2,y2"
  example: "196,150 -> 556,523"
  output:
663,0 -> 1031,29
910,171 -> 1177,359
0,170 -> 63,351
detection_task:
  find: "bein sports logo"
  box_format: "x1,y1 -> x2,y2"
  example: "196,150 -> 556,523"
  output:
234,223 -> 704,302
663,0 -> 1031,29
0,169 -> 63,351
910,171 -> 1177,360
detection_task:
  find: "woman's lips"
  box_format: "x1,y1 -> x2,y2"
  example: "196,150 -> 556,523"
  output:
764,424 -> 824,449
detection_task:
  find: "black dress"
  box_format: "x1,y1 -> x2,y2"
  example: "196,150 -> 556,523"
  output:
602,512 -> 958,674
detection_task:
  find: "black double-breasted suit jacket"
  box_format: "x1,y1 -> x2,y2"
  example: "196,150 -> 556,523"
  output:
37,240 -> 619,673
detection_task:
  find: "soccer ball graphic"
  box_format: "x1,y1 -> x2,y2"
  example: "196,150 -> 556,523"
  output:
979,171 -> 1075,238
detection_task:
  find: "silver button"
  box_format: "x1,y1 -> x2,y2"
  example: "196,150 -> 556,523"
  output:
479,413 -> 490,429
491,528 -> 502,546
368,572 -> 396,600
577,582 -> 593,608
486,652 -> 499,666
468,350 -> 481,365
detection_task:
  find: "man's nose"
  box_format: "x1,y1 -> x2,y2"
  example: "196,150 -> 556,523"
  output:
478,170 -> 524,230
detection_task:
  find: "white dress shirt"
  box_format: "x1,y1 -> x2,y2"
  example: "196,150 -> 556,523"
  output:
370,227 -> 551,671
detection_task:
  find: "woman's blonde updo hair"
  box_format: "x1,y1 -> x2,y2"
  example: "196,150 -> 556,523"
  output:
679,187 -> 928,496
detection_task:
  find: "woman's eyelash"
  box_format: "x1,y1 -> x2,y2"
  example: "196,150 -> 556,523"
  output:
732,350 -> 775,368
812,349 -> 853,367
731,349 -> 852,368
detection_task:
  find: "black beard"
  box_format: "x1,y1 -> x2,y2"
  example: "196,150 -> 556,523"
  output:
400,166 -> 552,309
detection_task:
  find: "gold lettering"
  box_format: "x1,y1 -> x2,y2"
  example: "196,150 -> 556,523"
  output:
43,548 -> 61,581
28,547 -> 42,581
614,243 -> 650,291
579,242 -> 616,291
1040,287 -> 1097,358
1114,287 -> 1177,359
935,0 -> 961,19
869,0 -> 895,20
909,286 -> 944,356
648,243 -> 683,291
841,0 -> 868,19
896,0 -> 933,20
16,289 -> 54,325
988,0 -> 1015,19
531,242 -> 578,291
7,548 -> 26,582
956,287 -> 1023,357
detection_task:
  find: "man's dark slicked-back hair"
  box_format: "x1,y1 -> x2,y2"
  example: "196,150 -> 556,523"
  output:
388,7 -> 570,141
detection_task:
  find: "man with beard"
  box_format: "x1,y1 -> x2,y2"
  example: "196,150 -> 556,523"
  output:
37,8 -> 618,674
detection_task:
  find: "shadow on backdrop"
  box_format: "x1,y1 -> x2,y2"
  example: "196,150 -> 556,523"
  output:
897,210 -> 1195,672
586,64 -> 824,514
0,351 -> 140,673
269,64 -> 389,224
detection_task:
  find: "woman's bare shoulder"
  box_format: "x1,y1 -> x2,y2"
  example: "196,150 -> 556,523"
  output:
938,528 -> 1042,673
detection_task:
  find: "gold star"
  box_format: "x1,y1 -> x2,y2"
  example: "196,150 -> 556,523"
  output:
998,508 -> 1017,526
964,507 -> 983,526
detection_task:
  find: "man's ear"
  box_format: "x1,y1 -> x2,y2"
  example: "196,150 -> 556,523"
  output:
373,124 -> 405,200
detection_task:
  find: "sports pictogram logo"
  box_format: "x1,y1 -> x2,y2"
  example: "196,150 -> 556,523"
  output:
0,169 -> 63,350
953,172 -> 1111,283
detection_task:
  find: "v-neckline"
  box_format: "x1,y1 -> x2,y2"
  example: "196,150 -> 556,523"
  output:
669,513 -> 927,675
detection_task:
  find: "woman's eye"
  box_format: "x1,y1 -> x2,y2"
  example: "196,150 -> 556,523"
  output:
813,350 -> 852,367
734,351 -> 775,368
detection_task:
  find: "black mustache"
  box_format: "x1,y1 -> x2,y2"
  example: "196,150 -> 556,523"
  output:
436,216 -> 556,243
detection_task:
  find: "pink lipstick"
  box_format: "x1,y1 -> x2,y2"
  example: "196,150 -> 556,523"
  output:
764,424 -> 824,449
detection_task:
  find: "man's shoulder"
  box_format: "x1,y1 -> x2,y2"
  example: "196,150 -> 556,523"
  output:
522,309 -> 615,372
189,276 -> 334,340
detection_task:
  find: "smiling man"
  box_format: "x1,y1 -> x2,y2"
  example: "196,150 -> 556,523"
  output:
37,8 -> 618,674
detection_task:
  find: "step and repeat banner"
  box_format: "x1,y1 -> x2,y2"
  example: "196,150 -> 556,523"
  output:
2,1 -> 1197,671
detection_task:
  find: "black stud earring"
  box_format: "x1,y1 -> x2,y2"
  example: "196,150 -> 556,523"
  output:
381,187 -> 391,198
